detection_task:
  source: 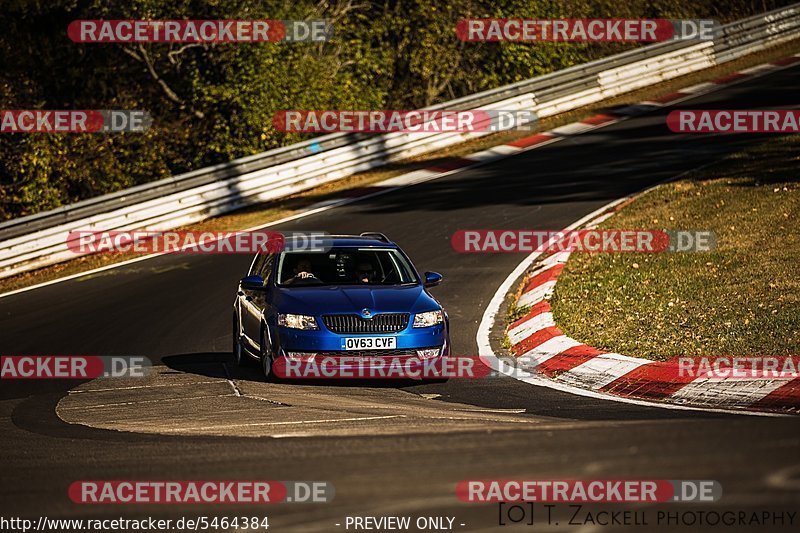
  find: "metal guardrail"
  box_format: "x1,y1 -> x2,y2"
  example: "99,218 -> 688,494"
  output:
1,4 -> 799,278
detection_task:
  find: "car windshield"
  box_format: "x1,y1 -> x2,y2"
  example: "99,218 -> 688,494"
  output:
277,248 -> 419,287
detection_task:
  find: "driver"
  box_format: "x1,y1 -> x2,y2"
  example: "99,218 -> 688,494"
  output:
286,259 -> 315,284
355,262 -> 374,284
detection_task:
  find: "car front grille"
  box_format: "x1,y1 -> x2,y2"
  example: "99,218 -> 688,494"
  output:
322,313 -> 409,334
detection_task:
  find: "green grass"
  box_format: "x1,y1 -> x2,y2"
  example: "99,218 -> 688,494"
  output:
507,302 -> 531,324
552,136 -> 800,360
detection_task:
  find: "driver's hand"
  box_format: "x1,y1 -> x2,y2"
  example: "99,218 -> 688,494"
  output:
297,271 -> 314,279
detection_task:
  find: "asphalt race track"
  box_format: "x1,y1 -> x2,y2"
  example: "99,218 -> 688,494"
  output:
1,65 -> 799,531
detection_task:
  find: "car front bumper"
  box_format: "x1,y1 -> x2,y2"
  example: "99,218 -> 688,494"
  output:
275,323 -> 448,353
271,323 -> 450,378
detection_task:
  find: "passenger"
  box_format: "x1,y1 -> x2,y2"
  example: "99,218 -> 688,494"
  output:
355,262 -> 375,284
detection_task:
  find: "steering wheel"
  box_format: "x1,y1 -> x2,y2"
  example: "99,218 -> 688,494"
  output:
291,272 -> 322,285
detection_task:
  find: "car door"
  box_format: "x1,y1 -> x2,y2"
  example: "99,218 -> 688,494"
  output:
241,252 -> 274,350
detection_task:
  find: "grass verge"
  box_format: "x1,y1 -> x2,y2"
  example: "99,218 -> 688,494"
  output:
2,39 -> 800,295
552,135 -> 800,360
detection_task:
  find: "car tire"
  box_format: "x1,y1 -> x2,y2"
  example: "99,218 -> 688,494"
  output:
232,312 -> 253,367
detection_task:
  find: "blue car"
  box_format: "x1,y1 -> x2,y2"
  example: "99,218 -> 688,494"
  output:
232,232 -> 450,379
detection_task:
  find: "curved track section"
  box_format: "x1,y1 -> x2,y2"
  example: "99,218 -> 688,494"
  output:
2,65 -> 800,529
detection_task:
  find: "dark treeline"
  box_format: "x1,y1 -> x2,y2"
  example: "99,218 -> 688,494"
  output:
0,0 -> 788,220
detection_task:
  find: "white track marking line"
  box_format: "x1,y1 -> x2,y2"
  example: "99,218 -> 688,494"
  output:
67,380 -> 223,393
161,414 -> 407,432
453,408 -> 527,414
585,212 -> 615,228
58,394 -> 236,410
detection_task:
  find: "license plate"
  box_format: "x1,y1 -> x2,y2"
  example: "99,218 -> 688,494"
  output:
342,337 -> 397,351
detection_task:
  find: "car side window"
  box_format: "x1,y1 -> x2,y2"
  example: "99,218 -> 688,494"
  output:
258,253 -> 275,284
249,253 -> 267,276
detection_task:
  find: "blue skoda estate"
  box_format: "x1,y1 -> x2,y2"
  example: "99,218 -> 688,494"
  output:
232,233 -> 450,379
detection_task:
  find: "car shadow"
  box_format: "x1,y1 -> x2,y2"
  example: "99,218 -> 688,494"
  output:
161,352 -> 435,389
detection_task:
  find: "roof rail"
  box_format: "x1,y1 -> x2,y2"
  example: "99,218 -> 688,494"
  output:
359,232 -> 391,243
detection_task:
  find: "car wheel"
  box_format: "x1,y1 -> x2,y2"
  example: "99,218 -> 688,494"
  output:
232,312 -> 253,367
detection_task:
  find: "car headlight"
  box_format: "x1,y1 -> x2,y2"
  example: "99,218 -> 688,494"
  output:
413,310 -> 443,328
278,313 -> 319,330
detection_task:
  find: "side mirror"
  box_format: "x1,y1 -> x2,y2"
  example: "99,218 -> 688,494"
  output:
424,271 -> 443,287
240,275 -> 265,290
